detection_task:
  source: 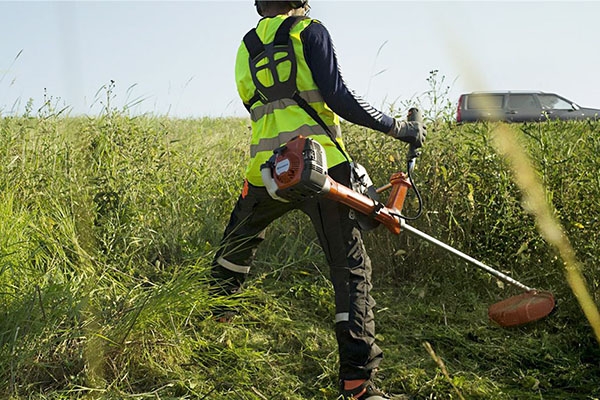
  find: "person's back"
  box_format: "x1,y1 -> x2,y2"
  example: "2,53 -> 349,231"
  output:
234,12 -> 349,188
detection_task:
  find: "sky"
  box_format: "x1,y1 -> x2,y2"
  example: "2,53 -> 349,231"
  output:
1,1 -> 600,119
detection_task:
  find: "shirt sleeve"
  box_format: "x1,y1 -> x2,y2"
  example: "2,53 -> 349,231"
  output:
301,20 -> 394,134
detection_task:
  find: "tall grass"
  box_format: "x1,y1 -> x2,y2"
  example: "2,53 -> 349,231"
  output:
1,100 -> 599,399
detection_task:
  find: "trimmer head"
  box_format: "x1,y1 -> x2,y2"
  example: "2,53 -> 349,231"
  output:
488,290 -> 556,327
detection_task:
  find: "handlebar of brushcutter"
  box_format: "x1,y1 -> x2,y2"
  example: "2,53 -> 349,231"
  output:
406,107 -> 422,174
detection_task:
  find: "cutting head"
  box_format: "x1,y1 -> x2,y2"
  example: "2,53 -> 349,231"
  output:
488,290 -> 556,327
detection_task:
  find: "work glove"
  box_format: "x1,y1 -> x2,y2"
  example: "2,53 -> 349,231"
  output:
387,119 -> 427,148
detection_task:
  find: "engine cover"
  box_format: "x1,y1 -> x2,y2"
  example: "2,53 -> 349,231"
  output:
268,136 -> 330,201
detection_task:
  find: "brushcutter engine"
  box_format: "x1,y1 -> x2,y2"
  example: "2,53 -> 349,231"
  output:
261,136 -> 330,202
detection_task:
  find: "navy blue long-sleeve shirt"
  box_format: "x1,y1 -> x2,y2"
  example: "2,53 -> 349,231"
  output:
301,20 -> 395,134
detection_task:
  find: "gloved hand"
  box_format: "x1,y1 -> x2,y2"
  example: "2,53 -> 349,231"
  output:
387,119 -> 427,148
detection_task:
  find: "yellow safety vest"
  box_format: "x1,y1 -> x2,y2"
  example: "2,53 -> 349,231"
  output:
235,15 -> 351,187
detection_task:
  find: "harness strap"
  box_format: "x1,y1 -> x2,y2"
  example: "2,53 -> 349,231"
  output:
242,28 -> 264,60
274,15 -> 300,46
293,92 -> 335,138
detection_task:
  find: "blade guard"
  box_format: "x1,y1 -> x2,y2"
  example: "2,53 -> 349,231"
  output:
488,290 -> 555,327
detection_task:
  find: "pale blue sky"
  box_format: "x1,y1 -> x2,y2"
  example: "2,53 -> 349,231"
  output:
1,1 -> 599,118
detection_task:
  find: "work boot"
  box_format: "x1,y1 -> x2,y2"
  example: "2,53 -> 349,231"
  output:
340,379 -> 409,400
208,264 -> 244,322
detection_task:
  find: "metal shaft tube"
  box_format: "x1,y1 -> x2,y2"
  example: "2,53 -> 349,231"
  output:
400,220 -> 533,292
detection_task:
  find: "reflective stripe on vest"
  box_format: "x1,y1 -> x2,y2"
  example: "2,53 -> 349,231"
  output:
236,15 -> 351,187
250,123 -> 342,157
249,89 -> 325,121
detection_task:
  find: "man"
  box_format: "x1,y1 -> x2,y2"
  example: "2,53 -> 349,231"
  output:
211,1 -> 426,399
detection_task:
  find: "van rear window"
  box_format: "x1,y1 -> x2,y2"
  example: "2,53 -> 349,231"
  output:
467,95 -> 503,109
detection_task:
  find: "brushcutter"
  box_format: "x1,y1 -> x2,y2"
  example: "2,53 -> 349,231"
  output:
261,108 -> 555,328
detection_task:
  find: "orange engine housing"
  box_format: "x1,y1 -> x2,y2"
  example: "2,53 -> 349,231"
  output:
271,136 -> 329,201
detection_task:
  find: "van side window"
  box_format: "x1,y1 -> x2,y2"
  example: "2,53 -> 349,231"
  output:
467,94 -> 503,109
508,94 -> 538,110
538,94 -> 573,110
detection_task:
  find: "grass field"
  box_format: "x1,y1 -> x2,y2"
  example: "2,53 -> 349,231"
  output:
1,104 -> 599,399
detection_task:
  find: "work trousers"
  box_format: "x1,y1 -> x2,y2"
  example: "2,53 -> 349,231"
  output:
211,162 -> 383,381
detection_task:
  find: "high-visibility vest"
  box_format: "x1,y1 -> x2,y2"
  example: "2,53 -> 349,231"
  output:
235,15 -> 351,187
